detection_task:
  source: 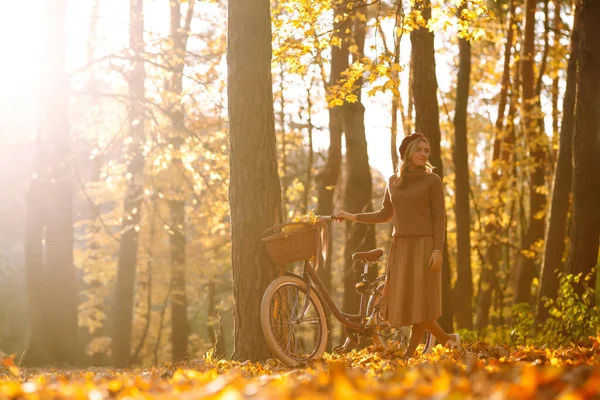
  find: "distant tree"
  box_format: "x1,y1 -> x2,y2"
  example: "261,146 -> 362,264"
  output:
565,0 -> 600,298
227,0 -> 282,361
23,0 -> 80,366
342,14 -> 377,317
515,0 -> 548,305
164,0 -> 196,363
112,0 -> 146,368
410,0 -> 453,331
452,7 -> 473,330
476,0 -> 516,330
536,5 -> 580,325
316,3 -> 346,297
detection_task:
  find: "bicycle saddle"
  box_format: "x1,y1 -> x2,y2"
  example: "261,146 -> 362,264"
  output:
352,248 -> 384,262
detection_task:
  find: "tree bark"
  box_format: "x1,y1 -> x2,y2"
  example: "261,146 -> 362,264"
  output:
536,5 -> 580,325
228,0 -> 282,361
112,0 -> 145,368
410,0 -> 453,332
342,16 -> 377,316
23,0 -> 80,367
565,0 -> 600,299
515,0 -> 548,306
452,27 -> 473,330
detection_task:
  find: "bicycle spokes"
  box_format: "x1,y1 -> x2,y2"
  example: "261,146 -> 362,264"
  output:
268,284 -> 322,360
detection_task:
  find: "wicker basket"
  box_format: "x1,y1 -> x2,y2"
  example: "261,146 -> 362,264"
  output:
262,223 -> 318,265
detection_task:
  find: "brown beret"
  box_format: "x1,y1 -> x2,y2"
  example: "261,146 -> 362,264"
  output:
399,133 -> 428,159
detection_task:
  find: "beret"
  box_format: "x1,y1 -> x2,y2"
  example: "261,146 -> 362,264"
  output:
399,132 -> 427,159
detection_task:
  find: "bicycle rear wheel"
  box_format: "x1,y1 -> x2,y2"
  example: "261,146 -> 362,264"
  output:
367,282 -> 433,354
260,275 -> 328,366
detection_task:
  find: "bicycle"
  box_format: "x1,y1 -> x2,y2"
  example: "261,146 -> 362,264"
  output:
260,215 -> 433,366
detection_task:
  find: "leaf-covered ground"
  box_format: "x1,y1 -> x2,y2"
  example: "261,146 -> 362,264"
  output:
2,338 -> 600,399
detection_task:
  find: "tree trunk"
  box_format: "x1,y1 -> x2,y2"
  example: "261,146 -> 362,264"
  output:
342,17 -> 377,316
169,199 -> 188,361
315,13 -> 346,349
376,21 -> 402,172
565,0 -> 600,299
407,57 -> 414,133
207,280 -> 226,357
515,0 -> 548,306
550,0 -> 562,163
452,29 -> 473,330
476,0 -> 516,330
536,5 -> 580,325
303,79 -> 315,215
165,0 -> 194,363
112,0 -> 145,368
410,0 -> 453,332
23,0 -> 79,367
228,0 -> 282,361
315,6 -> 347,295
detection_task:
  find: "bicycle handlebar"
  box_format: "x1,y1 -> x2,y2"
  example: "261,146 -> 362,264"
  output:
316,215 -> 344,222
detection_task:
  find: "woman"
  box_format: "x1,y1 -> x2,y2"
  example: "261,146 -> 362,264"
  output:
335,133 -> 460,358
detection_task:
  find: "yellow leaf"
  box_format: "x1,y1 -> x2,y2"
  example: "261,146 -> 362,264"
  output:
329,98 -> 344,108
346,94 -> 358,103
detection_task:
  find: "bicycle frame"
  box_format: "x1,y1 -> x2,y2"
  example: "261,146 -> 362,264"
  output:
291,258 -> 373,331
280,216 -> 381,333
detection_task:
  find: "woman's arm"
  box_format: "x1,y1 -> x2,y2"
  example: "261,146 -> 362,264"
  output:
430,175 -> 446,251
355,183 -> 394,224
335,179 -> 394,224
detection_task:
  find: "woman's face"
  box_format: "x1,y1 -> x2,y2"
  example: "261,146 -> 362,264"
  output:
410,140 -> 431,167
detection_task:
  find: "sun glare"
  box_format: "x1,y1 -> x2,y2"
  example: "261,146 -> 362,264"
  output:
0,3 -> 42,96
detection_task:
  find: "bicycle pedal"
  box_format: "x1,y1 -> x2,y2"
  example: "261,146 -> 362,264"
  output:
332,345 -> 346,353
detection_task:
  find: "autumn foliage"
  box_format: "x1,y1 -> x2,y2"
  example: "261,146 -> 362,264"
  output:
2,339 -> 600,399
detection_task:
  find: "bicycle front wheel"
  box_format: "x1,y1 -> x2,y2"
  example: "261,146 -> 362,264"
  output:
367,282 -> 433,354
260,275 -> 328,366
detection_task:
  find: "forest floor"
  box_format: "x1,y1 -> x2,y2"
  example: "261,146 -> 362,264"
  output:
1,338 -> 600,399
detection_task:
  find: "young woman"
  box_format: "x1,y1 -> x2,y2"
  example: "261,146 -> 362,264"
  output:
335,133 -> 460,358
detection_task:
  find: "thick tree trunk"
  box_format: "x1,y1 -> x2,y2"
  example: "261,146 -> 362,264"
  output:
228,0 -> 282,361
23,0 -> 80,366
410,0 -> 453,332
515,0 -> 548,306
476,0 -> 516,330
342,17 -> 377,316
112,0 -> 145,368
536,6 -> 580,325
565,0 -> 600,299
452,31 -> 473,330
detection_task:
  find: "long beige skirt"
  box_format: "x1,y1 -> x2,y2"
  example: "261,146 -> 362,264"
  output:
380,236 -> 442,327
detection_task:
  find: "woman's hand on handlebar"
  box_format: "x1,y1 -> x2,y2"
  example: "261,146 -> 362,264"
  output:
332,211 -> 355,222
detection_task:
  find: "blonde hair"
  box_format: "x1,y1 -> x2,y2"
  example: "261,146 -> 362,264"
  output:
395,138 -> 433,185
